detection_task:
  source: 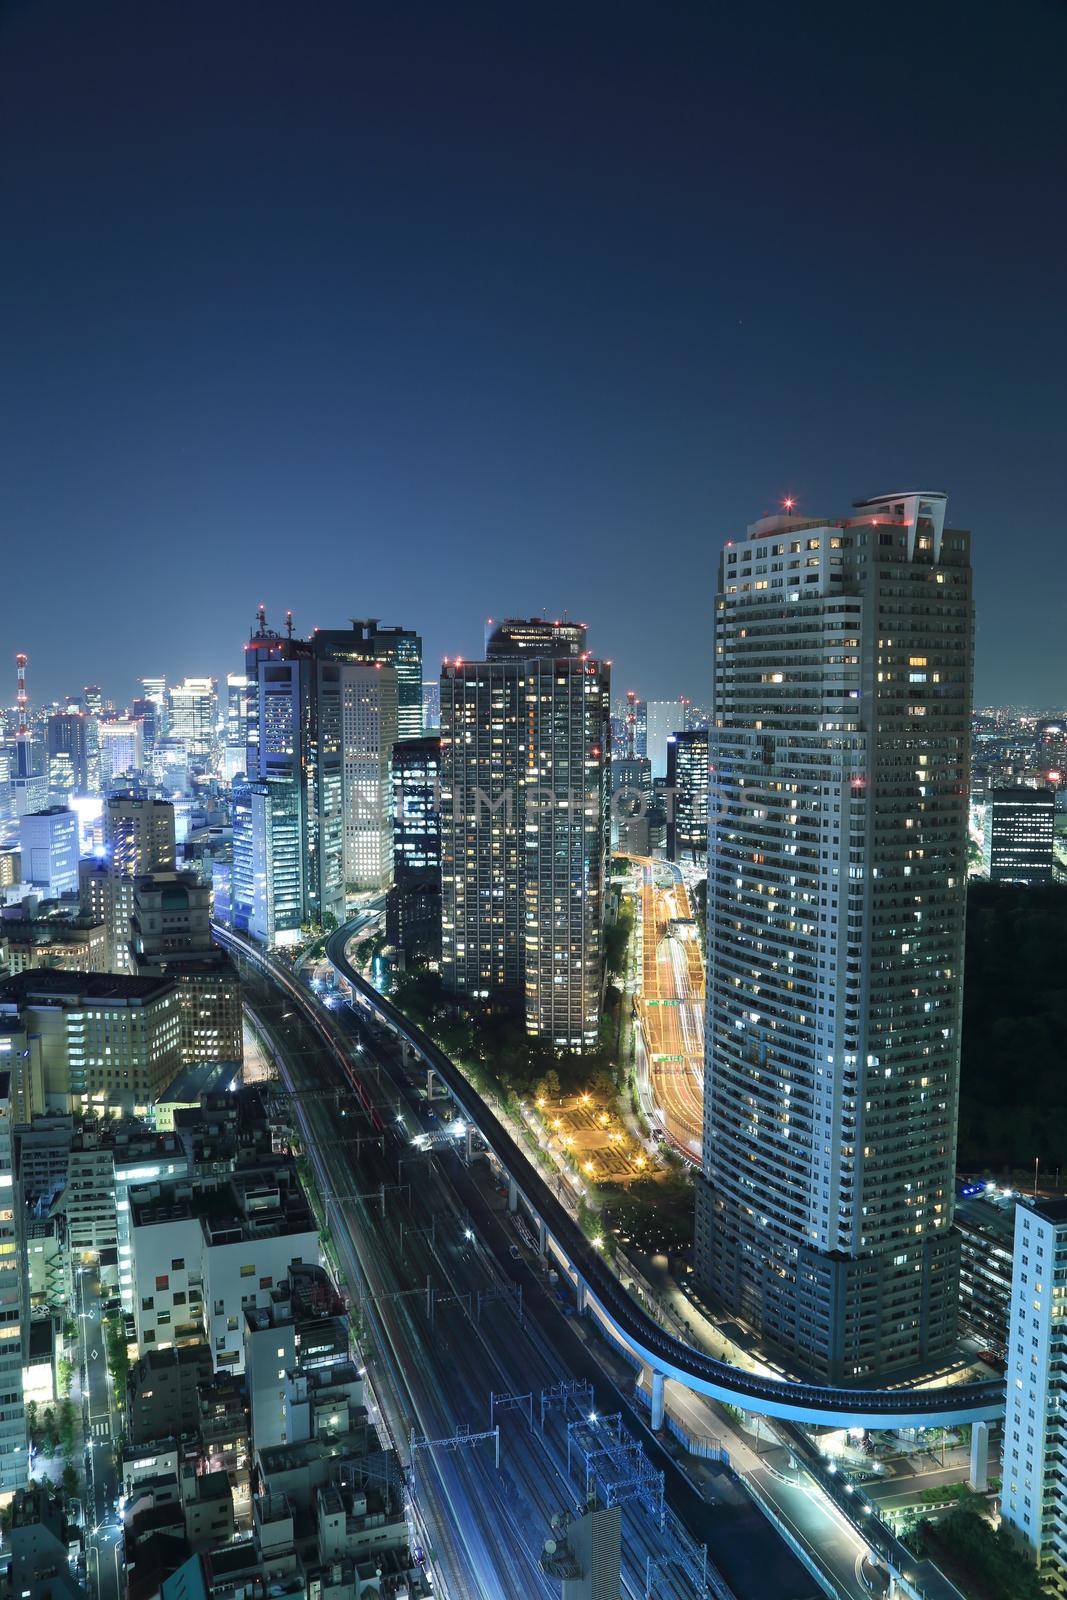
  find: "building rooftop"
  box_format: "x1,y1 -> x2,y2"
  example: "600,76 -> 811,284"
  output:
0,969 -> 177,1006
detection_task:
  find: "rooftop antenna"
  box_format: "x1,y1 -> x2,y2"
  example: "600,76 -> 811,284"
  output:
15,653 -> 28,734
285,609 -> 294,640
256,603 -> 267,636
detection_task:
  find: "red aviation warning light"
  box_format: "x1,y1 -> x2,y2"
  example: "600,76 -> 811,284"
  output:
782,496 -> 796,512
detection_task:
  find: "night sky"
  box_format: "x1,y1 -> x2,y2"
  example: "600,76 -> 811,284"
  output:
3,1 -> 1065,709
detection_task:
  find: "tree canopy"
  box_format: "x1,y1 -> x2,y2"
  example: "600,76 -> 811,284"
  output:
959,884 -> 1067,1170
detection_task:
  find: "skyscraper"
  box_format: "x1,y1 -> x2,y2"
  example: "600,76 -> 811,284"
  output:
168,677 -> 219,763
644,699 -> 682,780
440,625 -> 610,1051
244,612 -> 344,930
484,616 -> 587,659
666,729 -> 710,864
98,716 -> 144,788
103,794 -> 177,969
222,672 -> 248,778
46,711 -> 89,795
386,734 -> 441,963
339,661 -> 398,891
311,619 -> 423,742
696,491 -> 973,1384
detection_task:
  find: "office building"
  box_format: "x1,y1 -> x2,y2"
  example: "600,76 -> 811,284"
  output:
140,677 -> 168,729
98,716 -> 145,787
441,628 -> 610,1051
696,491 -> 973,1383
338,661 -> 398,891
310,618 -> 423,742
1001,1198 -> 1067,1586
983,785 -> 1056,884
385,735 -> 441,963
0,970 -> 182,1119
244,613 -> 344,930
485,616 -> 587,658
0,898 -> 107,976
0,847 -> 20,890
46,712 -> 89,796
230,777 -> 303,947
422,679 -> 440,731
221,673 -> 247,779
19,807 -> 79,898
666,729 -> 710,863
644,699 -> 681,780
129,872 -> 243,1067
104,795 -> 177,970
612,753 -> 653,856
168,679 -> 218,764
0,1070 -> 27,1494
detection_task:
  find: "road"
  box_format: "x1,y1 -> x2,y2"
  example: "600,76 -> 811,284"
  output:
239,956 -> 821,1600
633,857 -> 704,1157
75,1264 -> 123,1600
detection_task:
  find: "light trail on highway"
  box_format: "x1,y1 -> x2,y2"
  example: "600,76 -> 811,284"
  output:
634,856 -> 705,1156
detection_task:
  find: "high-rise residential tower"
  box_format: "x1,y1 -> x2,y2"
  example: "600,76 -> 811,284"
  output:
696,491 -> 973,1384
440,625 -> 610,1051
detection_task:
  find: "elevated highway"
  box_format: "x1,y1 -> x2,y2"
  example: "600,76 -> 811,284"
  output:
309,923 -> 1005,1433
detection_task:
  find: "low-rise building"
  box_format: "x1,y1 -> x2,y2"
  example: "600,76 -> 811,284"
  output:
0,971 -> 182,1119
0,1483 -> 85,1600
127,1344 -> 214,1447
130,1161 -> 318,1372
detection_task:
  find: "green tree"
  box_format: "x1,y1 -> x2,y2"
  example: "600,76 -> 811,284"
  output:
57,1356 -> 73,1397
58,1397 -> 76,1458
61,1463 -> 79,1497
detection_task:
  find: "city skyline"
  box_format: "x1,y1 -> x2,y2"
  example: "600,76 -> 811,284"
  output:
3,3 -> 1066,708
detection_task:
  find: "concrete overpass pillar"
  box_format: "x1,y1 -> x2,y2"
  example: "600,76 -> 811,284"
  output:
576,1279 -> 588,1316
650,1370 -> 665,1431
538,1218 -> 547,1257
969,1420 -> 990,1492
465,1127 -> 475,1164
425,1065 -> 436,1100
507,1176 -> 518,1214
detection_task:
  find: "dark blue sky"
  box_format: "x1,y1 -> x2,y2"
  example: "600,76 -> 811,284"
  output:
3,0 -> 1065,709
